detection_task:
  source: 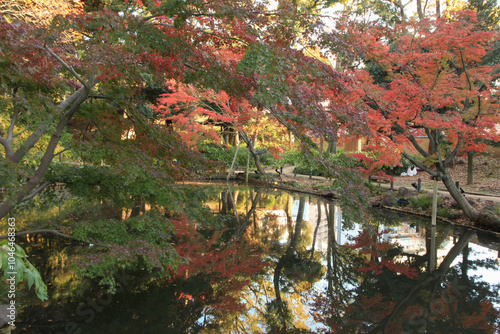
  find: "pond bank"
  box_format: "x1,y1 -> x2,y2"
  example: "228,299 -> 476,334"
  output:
186,172 -> 500,237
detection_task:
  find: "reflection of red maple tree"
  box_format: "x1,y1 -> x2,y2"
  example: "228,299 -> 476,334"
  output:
311,229 -> 499,333
168,217 -> 269,312
346,229 -> 419,279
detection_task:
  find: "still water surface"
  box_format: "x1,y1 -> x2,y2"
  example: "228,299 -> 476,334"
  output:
14,184 -> 500,333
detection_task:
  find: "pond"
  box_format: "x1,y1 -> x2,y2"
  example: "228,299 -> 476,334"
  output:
10,183 -> 500,333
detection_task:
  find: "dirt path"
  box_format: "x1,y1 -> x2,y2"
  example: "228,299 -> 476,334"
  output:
265,157 -> 500,203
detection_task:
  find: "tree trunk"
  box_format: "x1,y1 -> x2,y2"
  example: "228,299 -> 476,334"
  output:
441,173 -> 479,221
325,136 -> 337,157
467,151 -> 474,185
416,0 -> 424,20
319,138 -> 324,158
239,132 -> 266,175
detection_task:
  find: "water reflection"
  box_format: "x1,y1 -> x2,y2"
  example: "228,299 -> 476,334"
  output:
14,184 -> 500,333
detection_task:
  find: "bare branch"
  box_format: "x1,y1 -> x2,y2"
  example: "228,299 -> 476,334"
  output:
44,46 -> 89,90
13,128 -> 28,137
54,148 -> 70,158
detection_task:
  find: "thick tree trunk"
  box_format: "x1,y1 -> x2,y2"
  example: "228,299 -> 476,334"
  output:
416,0 -> 424,20
441,173 -> 479,221
0,86 -> 91,220
441,173 -> 500,229
327,137 -> 337,155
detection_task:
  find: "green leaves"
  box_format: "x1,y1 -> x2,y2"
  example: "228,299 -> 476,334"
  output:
0,240 -> 48,301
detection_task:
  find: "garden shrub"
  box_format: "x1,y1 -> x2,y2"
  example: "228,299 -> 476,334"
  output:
198,141 -> 275,168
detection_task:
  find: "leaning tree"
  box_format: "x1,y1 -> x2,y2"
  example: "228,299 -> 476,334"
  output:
335,11 -> 500,228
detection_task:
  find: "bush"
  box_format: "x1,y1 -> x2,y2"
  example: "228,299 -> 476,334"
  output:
381,155 -> 414,176
281,150 -> 364,177
198,141 -> 275,168
279,148 -> 308,166
410,195 -> 443,210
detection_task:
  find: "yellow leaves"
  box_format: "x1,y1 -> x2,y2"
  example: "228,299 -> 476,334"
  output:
2,0 -> 83,25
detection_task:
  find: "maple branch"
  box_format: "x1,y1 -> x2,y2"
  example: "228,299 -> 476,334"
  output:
152,21 -> 249,46
363,96 -> 432,158
402,152 -> 437,176
201,30 -> 249,46
434,130 -> 445,169
19,181 -> 54,203
425,128 -> 437,155
459,48 -> 472,91
442,140 -> 462,166
13,128 -> 28,138
429,67 -> 443,92
53,148 -> 70,158
44,46 -> 89,90
10,86 -> 87,164
408,133 -> 430,158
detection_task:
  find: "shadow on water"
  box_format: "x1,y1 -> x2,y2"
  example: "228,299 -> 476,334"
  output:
9,183 -> 500,333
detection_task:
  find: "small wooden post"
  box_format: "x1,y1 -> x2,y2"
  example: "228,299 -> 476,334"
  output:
429,173 -> 440,273
245,147 -> 250,183
431,173 -> 441,227
417,178 -> 421,192
227,142 -> 241,181
293,167 -> 297,178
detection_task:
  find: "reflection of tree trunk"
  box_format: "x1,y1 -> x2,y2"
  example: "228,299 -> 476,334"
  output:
228,186 -> 240,226
274,196 -> 305,303
220,190 -> 228,214
310,202 -> 322,260
411,226 -> 450,269
460,242 -> 470,286
230,189 -> 262,244
326,203 -> 340,297
367,230 -> 475,334
429,225 -> 437,272
326,203 -> 335,294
